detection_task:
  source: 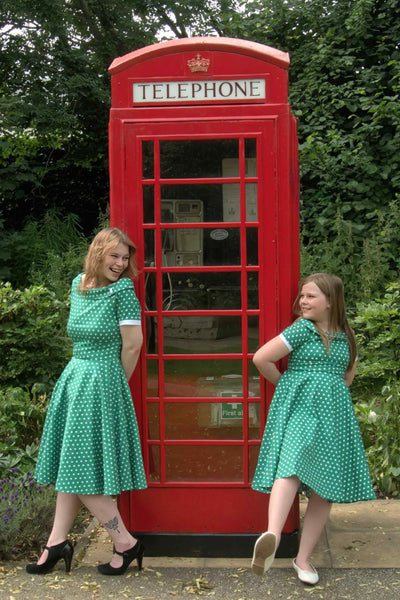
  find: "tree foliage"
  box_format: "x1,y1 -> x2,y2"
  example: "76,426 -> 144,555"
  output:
223,0 -> 400,243
0,0 -> 232,231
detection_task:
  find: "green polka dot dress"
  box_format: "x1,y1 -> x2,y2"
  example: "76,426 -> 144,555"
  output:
34,274 -> 147,496
252,318 -> 375,503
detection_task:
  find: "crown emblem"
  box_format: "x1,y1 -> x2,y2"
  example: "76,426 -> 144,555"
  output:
187,54 -> 210,73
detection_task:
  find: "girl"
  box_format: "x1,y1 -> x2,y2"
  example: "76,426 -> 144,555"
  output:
26,228 -> 147,576
250,273 -> 375,585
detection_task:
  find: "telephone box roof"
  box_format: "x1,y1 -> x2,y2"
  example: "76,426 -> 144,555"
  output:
109,36 -> 290,75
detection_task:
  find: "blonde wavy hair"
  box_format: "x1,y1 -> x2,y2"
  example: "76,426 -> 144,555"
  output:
81,228 -> 139,291
293,273 -> 357,370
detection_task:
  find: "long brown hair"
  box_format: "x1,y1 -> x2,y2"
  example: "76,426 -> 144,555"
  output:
293,273 -> 357,370
81,228 -> 139,291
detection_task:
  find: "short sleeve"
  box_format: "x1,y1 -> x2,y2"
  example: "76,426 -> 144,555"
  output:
115,281 -> 141,326
279,318 -> 313,352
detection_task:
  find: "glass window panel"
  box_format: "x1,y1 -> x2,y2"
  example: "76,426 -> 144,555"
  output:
165,445 -> 243,482
144,230 -> 155,267
161,272 -> 241,311
161,227 -> 240,266
248,273 -> 258,309
143,185 -> 154,223
248,316 -> 259,353
164,361 -> 242,397
247,227 -> 258,265
164,402 -> 243,440
148,445 -> 160,482
245,138 -> 257,159
221,183 -> 258,222
161,185 -> 224,223
248,403 -> 261,440
160,196 -> 204,222
147,402 -> 159,439
163,316 -> 242,354
246,183 -> 258,221
159,139 -> 239,179
248,360 -> 260,398
249,445 -> 260,481
146,360 -> 158,395
142,141 -> 154,179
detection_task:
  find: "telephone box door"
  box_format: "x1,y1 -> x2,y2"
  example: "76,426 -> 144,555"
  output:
117,117 -> 298,555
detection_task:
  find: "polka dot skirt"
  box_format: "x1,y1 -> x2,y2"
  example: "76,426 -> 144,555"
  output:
252,318 -> 375,503
34,275 -> 148,496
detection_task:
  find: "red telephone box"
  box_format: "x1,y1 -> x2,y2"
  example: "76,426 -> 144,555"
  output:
108,37 -> 300,557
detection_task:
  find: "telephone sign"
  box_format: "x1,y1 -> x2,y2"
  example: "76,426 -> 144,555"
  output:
109,37 -> 300,558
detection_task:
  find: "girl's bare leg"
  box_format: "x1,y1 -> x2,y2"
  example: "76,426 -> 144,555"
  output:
296,490 -> 332,571
37,492 -> 82,564
267,475 -> 300,547
78,494 -> 137,568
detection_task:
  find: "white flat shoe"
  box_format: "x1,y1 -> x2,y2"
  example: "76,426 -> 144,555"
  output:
292,559 -> 319,585
251,532 -> 277,576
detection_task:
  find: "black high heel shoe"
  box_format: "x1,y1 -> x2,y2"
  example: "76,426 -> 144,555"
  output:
26,540 -> 74,574
97,540 -> 144,575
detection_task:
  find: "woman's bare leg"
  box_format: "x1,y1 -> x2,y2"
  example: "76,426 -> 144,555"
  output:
78,494 -> 137,568
37,492 -> 82,564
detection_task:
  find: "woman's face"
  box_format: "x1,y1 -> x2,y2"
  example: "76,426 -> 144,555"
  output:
97,242 -> 130,286
299,281 -> 331,327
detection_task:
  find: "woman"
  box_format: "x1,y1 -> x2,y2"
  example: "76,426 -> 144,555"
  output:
27,228 -> 147,576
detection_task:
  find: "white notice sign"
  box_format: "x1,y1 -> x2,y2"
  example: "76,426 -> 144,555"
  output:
133,79 -> 266,104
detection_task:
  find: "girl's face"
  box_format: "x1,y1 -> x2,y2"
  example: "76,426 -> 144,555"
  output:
97,242 -> 130,286
299,281 -> 331,327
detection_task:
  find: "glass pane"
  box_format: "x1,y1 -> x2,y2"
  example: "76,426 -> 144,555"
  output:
164,361 -> 242,397
249,445 -> 260,481
162,272 -> 241,311
161,197 -> 203,222
245,138 -> 257,159
147,402 -> 159,439
144,230 -> 155,267
246,183 -> 258,221
148,445 -> 160,482
142,141 -> 154,179
248,317 -> 259,353
160,139 -> 239,179
163,316 -> 242,354
160,226 -> 241,266
248,273 -> 258,309
143,185 -> 154,223
247,228 -> 258,265
249,360 -> 260,398
249,403 -> 261,440
146,360 -> 158,395
164,402 -> 243,440
160,186 -> 221,223
165,445 -> 243,482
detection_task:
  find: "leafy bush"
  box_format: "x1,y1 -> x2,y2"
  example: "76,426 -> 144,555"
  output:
301,200 -> 400,308
0,468 -> 56,560
0,385 -> 49,478
0,283 -> 71,389
354,383 -> 400,497
352,281 -> 400,395
0,209 -> 87,291
352,281 -> 400,496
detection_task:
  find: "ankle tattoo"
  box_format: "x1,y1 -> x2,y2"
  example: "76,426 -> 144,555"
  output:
103,516 -> 121,533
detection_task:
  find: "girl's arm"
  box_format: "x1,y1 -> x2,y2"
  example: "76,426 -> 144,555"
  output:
344,360 -> 357,387
120,325 -> 143,381
253,336 -> 291,386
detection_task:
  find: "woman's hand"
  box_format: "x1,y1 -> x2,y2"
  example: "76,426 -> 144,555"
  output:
253,336 -> 290,385
120,325 -> 143,381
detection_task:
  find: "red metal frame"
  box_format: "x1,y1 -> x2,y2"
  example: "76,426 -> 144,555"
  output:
109,38 -> 300,537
